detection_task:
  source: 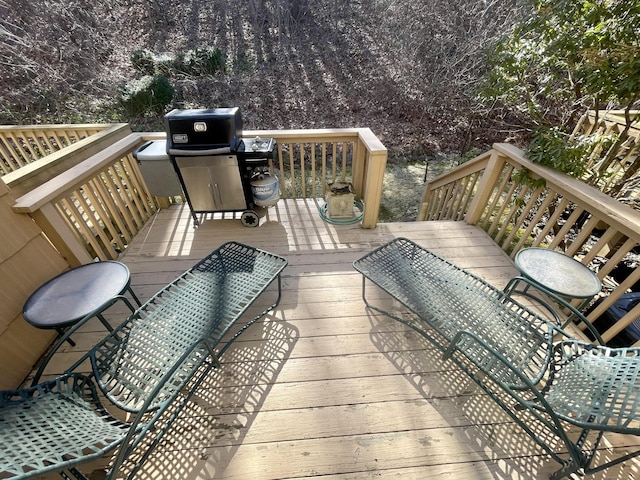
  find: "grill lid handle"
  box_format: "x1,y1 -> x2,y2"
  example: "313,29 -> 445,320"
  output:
168,146 -> 232,156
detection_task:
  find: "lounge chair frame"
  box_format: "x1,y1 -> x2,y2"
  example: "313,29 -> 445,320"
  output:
353,237 -> 640,479
1,241 -> 287,479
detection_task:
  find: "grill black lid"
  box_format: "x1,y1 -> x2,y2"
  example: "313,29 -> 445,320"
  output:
164,108 -> 243,152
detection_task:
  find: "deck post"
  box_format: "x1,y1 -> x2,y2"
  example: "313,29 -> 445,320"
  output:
30,203 -> 93,267
465,149 -> 505,225
361,149 -> 387,228
358,128 -> 387,229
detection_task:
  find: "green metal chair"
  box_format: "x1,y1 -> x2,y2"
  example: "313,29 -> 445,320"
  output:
1,241 -> 287,479
353,237 -> 640,479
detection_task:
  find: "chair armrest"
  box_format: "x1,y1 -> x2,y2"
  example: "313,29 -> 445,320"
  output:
443,327 -> 552,391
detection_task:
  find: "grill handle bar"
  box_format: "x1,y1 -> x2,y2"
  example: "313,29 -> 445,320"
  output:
168,147 -> 231,156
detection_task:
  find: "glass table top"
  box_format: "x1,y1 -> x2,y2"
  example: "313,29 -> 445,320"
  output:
515,248 -> 601,299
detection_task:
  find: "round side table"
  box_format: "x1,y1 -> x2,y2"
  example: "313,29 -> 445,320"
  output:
508,247 -> 602,326
515,248 -> 601,300
23,261 -> 142,345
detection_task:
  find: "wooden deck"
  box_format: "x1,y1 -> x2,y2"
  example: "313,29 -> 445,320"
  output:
34,199 -> 640,480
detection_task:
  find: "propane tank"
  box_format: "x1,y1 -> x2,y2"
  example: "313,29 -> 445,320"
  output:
250,170 -> 280,207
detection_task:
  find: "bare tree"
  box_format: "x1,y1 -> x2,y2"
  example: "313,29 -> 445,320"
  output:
371,0 -> 530,149
0,0 -> 115,122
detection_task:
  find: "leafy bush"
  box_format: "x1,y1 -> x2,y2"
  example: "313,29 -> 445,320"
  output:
479,0 -> 640,130
182,47 -> 225,75
130,49 -> 156,75
526,127 -> 589,178
129,47 -> 225,77
119,75 -> 174,117
154,52 -> 183,77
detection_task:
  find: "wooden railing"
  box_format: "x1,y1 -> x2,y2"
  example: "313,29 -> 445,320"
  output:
8,127 -> 387,266
253,127 -> 387,229
0,124 -> 121,174
419,142 -> 640,345
11,134 -> 158,266
2,124 -> 132,198
142,128 -> 388,229
572,110 -> 640,201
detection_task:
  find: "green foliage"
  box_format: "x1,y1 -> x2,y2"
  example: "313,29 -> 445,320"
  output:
130,49 -> 156,75
478,0 -> 640,184
479,34 -> 570,125
478,0 -> 640,128
118,75 -> 175,118
129,47 -> 225,77
526,127 -> 589,177
182,47 -> 225,75
154,53 -> 183,77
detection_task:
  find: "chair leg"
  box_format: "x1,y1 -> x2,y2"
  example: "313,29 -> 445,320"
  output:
550,458 -> 582,480
56,327 -> 76,346
127,286 -> 143,307
60,467 -> 90,480
97,314 -> 114,332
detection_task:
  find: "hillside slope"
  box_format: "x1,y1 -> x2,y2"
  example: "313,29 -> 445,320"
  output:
1,0 -> 527,157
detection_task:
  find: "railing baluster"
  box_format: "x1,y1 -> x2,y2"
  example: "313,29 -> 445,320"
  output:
85,178 -> 126,253
321,143 -> 327,197
77,187 -> 119,260
483,163 -> 515,235
7,132 -> 32,166
300,143 -> 306,198
95,171 -> 133,244
60,195 -> 106,260
510,187 -> 552,255
276,142 -> 286,199
310,143 -> 317,198
331,142 -> 337,183
501,184 -> 540,252
341,142 -> 348,183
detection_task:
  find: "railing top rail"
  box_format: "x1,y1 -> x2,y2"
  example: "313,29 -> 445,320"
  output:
586,110 -> 640,118
493,142 -> 640,240
12,133 -> 145,213
246,127 -> 361,136
356,128 -> 387,153
248,128 -> 387,152
427,150 -> 493,190
144,127 -> 387,153
2,124 -> 131,186
0,123 -> 126,132
583,111 -> 640,134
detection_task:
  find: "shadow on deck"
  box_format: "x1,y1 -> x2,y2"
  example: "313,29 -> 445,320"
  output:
33,199 -> 640,479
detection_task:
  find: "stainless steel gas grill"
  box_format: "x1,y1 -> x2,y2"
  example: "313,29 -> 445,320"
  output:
164,108 -> 278,227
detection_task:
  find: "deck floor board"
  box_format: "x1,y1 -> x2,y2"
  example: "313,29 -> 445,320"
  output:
32,199 -> 640,479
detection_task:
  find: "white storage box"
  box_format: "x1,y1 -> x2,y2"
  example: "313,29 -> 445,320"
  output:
133,140 -> 182,197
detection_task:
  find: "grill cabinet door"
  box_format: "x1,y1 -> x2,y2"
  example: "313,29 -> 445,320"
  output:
175,155 -> 247,211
